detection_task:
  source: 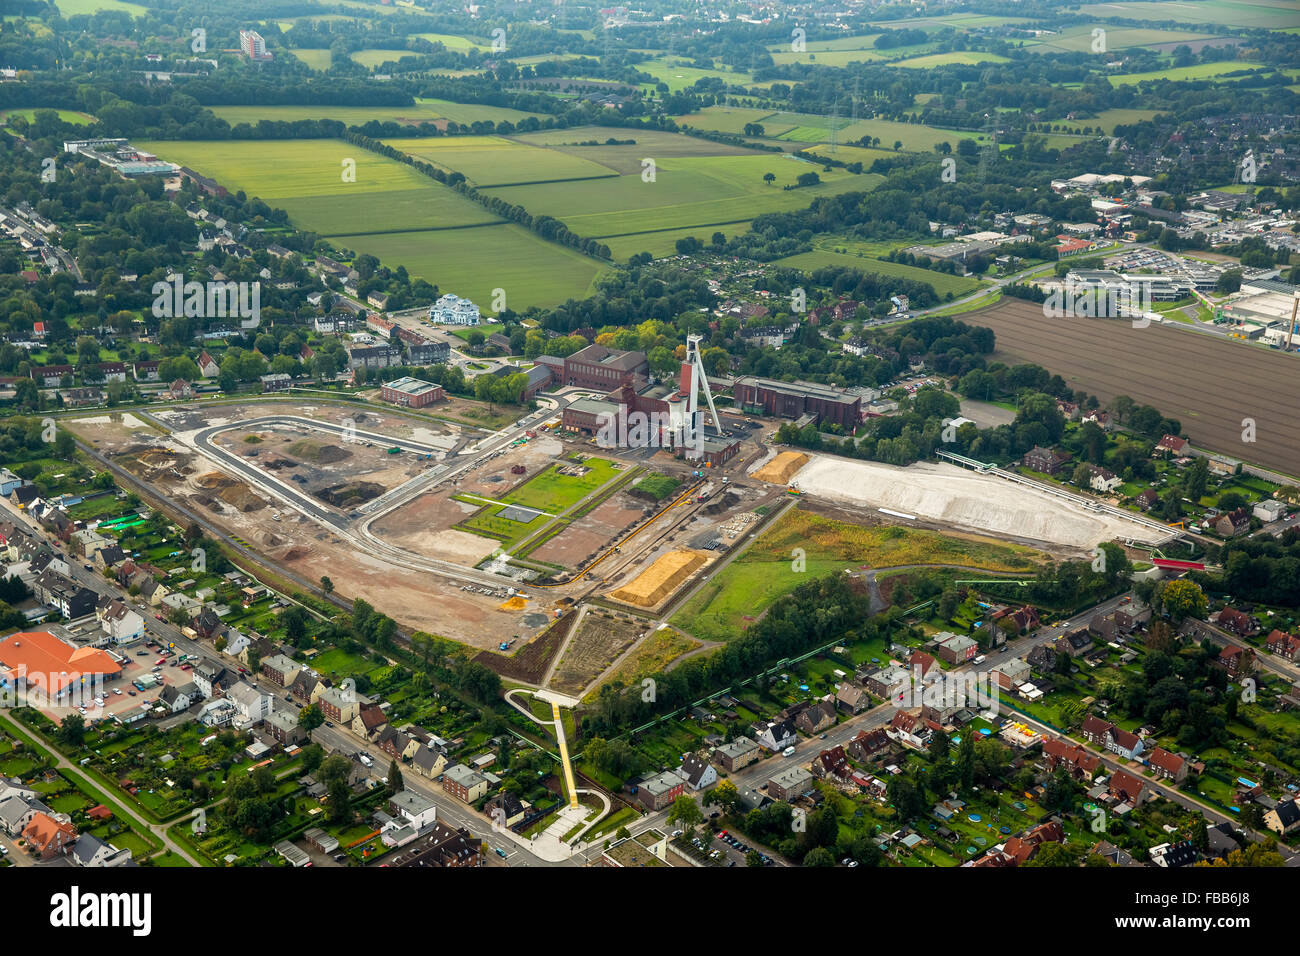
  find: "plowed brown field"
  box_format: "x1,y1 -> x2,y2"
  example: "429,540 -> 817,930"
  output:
968,299 -> 1300,478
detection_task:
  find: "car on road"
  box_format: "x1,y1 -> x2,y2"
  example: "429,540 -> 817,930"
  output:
137,650 -> 148,656
113,688 -> 122,695
782,745 -> 797,757
83,563 -> 93,571
494,847 -> 507,858
127,690 -> 136,696
973,655 -> 986,665
155,658 -> 166,665
180,664 -> 192,671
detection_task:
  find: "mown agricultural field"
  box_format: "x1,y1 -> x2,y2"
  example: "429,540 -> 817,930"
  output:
136,138 -> 498,235
1075,0 -> 1300,29
1022,24 -> 1226,53
329,224 -> 605,309
384,135 -> 616,187
764,112 -> 995,151
505,457 -> 622,513
635,55 -> 754,92
1,108 -> 97,126
776,240 -> 988,298
485,152 -> 880,247
892,51 -> 1011,68
211,98 -> 543,128
671,507 -> 1047,643
138,138 -> 605,309
1106,60 -> 1269,85
287,49 -> 333,71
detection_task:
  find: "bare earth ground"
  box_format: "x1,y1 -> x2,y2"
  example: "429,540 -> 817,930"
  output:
529,490 -> 650,568
65,411 -> 553,648
967,298 -> 1300,478
548,611 -> 648,696
790,456 -> 1164,550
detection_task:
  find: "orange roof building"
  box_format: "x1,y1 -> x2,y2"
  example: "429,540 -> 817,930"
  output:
22,811 -> 77,859
0,631 -> 122,699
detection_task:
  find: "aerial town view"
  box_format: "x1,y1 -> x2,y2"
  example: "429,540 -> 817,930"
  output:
0,0 -> 1296,928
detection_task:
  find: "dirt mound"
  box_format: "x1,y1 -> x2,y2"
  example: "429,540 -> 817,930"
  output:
752,451 -> 809,484
610,550 -> 709,608
702,492 -> 740,515
196,471 -> 236,490
218,483 -> 266,512
281,546 -> 310,561
316,481 -> 384,508
287,440 -> 352,464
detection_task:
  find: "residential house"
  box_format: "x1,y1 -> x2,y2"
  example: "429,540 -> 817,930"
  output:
1147,747 -> 1188,783
22,811 -> 77,860
411,746 -> 449,780
887,709 -> 931,750
1215,608 -> 1256,640
442,764 -> 490,804
814,746 -> 850,782
991,657 -> 1031,691
1086,465 -> 1122,493
352,703 -> 388,740
1217,644 -> 1255,678
1135,488 -> 1159,511
1263,799 -> 1300,836
836,684 -> 868,714
767,765 -> 813,801
636,770 -> 685,811
264,709 -> 305,747
754,719 -> 797,752
794,700 -> 837,736
158,683 -> 196,714
261,653 -> 300,688
1027,643 -> 1057,674
935,633 -> 978,664
1214,508 -> 1251,537
485,791 -> 527,828
197,351 -> 220,378
70,833 -> 132,867
1080,715 -> 1145,760
1155,434 -> 1188,455
678,753 -> 717,791
1042,738 -> 1101,780
848,728 -> 889,762
1106,769 -> 1149,806
97,598 -> 144,644
712,736 -> 760,772
1266,629 -> 1300,662
389,789 -> 438,831
1021,445 -> 1069,475
1056,629 -> 1094,659
317,685 -> 360,724
191,661 -> 227,698
226,681 -> 272,723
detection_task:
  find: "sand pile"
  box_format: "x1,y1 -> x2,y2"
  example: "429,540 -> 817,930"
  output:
752,451 -> 809,484
610,550 -> 709,608
791,457 -> 1164,549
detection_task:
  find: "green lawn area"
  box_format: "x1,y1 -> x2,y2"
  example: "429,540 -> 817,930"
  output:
672,507 -> 1046,642
1075,0 -> 1300,30
1,108 -> 98,126
54,0 -> 146,14
891,51 -> 1011,68
286,49 -> 333,71
384,135 -> 617,187
1106,60 -> 1269,85
135,138 -> 499,236
485,155 -> 879,242
777,238 -> 986,298
636,55 -> 754,92
504,457 -> 622,512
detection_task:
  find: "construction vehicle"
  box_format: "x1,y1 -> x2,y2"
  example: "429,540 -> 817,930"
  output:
386,446 -> 402,455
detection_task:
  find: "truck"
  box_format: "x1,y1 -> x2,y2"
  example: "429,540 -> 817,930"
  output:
696,482 -> 714,503
386,446 -> 402,455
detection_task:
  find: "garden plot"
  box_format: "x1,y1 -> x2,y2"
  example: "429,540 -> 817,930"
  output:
549,611 -> 649,696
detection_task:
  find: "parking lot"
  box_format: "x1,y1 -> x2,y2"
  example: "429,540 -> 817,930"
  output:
42,633 -> 202,727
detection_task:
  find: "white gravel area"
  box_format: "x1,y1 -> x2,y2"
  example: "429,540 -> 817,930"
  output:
791,456 -> 1164,549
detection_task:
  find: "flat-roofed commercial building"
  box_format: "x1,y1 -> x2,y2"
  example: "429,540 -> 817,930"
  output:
734,376 -> 861,430
380,376 -> 445,408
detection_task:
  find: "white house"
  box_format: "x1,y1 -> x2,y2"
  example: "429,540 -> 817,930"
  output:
226,681 -> 272,722
1088,466 -> 1123,493
97,598 -> 144,645
678,753 -> 718,791
389,788 -> 438,831
199,698 -> 237,728
429,293 -> 480,326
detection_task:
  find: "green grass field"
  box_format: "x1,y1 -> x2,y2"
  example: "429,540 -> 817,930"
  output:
485,154 -> 880,241
286,49 -> 332,70
137,137 -> 605,308
777,238 -> 987,297
330,223 -> 605,310
508,126 -> 756,174
0,108 -> 97,126
672,508 -> 1045,643
136,139 -> 498,235
868,12 -> 1037,30
892,51 -> 1011,68
505,457 -> 621,512
417,98 -> 546,126
603,223 -> 752,260
384,135 -> 616,186
211,103 -> 448,126
414,32 -> 492,52
1076,0 -> 1300,29
670,106 -> 778,134
636,55 -> 754,92
1023,24 -> 1224,53
765,112 -> 993,151
802,143 -> 899,165
1106,60 -> 1268,85
55,0 -> 146,14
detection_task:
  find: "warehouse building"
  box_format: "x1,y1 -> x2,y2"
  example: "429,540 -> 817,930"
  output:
380,376 -> 446,408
